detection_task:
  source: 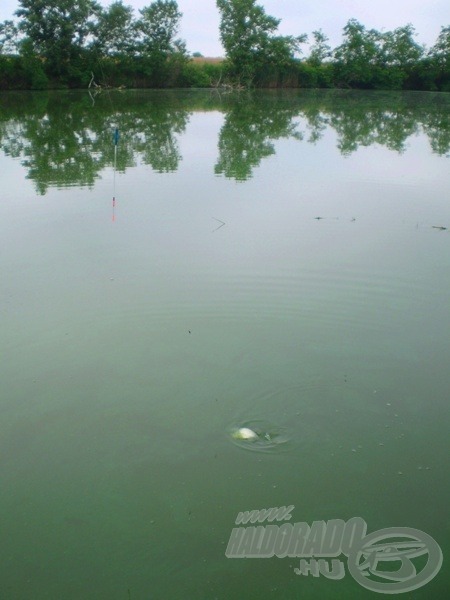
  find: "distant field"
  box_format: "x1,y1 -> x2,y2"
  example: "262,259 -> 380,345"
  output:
191,57 -> 224,64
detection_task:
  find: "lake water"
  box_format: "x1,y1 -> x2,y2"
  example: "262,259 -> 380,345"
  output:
0,89 -> 449,599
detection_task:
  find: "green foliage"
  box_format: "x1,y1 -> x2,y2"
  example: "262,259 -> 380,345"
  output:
308,30 -> 332,67
0,20 -> 20,55
332,20 -> 427,89
137,1 -> 182,56
0,55 -> 24,89
429,25 -> 450,70
0,4 -> 448,91
216,0 -> 306,85
16,0 -> 98,78
185,61 -> 224,87
135,1 -> 187,86
379,25 -> 424,68
216,0 -> 278,82
427,25 -> 450,90
180,62 -> 211,87
333,19 -> 382,88
294,63 -> 331,89
91,1 -> 136,57
19,37 -> 49,89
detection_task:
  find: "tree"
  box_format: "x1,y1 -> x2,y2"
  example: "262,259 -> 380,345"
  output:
429,25 -> 450,70
15,0 -> 99,77
216,0 -> 306,84
377,25 -> 424,88
381,25 -> 423,68
302,29 -> 333,88
333,20 -> 427,89
0,20 -> 20,55
136,0 -> 187,85
333,19 -> 383,88
137,1 -> 183,56
308,30 -> 331,67
91,1 -> 136,57
427,25 -> 450,90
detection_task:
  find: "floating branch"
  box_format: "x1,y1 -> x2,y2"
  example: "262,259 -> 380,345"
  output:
212,217 -> 226,231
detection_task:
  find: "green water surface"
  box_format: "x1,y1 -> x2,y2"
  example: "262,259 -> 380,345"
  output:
0,89 -> 449,599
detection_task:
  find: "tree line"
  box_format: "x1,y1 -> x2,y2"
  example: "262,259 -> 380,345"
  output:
0,0 -> 449,91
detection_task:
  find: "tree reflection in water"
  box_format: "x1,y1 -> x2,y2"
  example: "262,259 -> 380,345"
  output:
0,89 -> 448,193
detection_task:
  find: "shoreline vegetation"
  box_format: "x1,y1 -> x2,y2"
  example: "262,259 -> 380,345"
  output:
0,0 -> 449,92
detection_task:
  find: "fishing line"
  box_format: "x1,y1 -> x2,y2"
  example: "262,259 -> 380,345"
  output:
112,127 -> 120,222
88,6 -> 120,222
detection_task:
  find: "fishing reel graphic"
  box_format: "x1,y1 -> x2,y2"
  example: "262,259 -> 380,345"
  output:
347,527 -> 443,594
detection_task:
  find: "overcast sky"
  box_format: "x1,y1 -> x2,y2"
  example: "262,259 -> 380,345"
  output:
1,0 -> 448,56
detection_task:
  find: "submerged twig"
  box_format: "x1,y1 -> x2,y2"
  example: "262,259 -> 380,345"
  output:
212,217 -> 226,232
